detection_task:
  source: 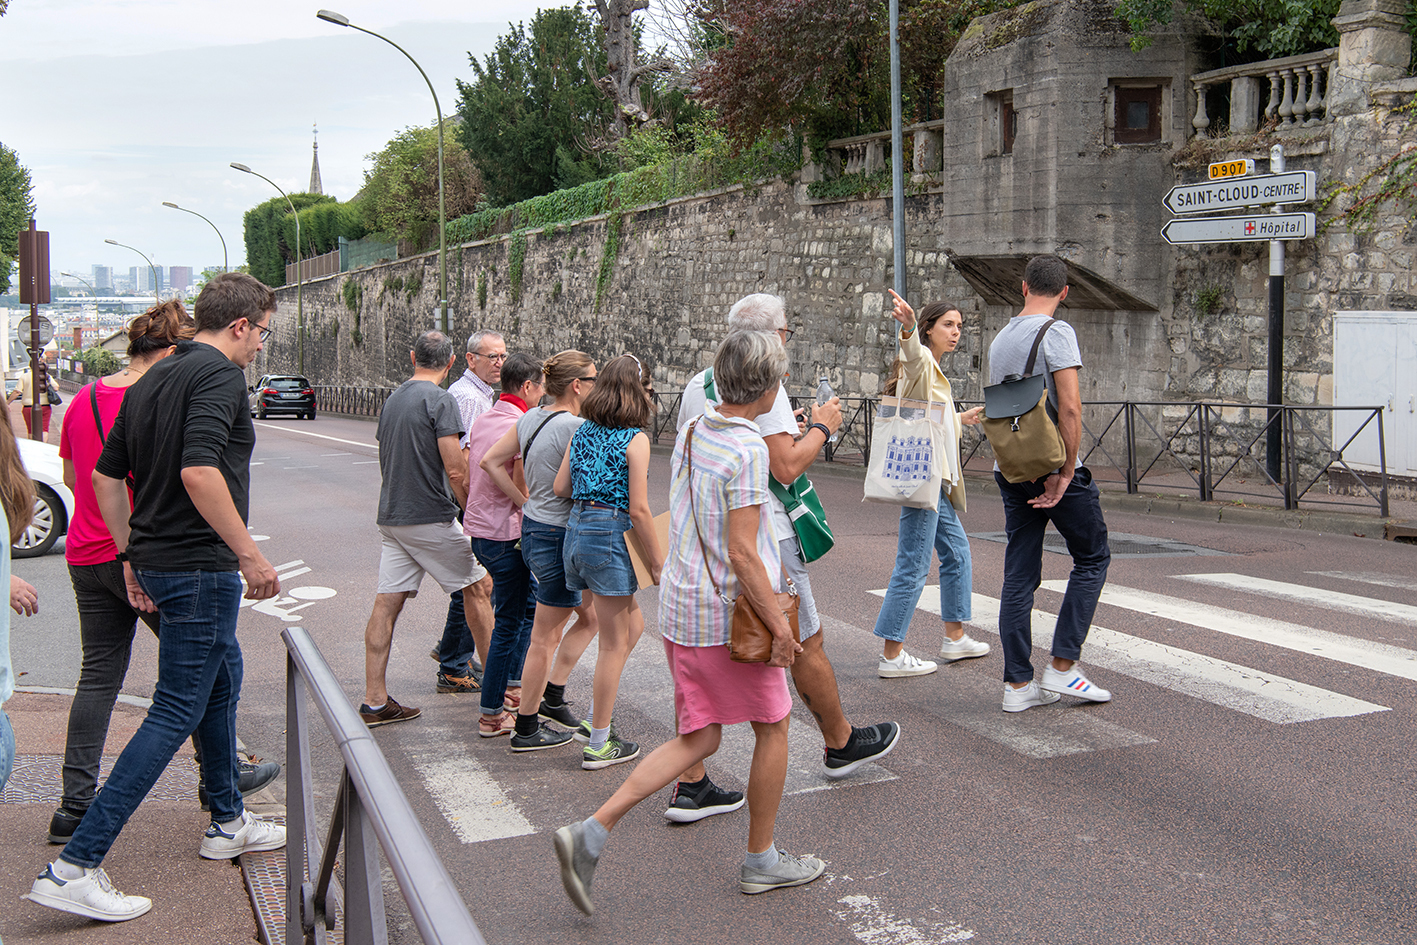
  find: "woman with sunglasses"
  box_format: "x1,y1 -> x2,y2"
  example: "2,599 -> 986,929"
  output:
553,353 -> 661,769
480,350 -> 602,751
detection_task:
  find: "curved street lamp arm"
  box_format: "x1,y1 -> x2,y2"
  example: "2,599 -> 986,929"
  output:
164,202 -> 229,272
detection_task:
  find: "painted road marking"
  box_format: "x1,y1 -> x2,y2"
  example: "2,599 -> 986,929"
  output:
254,421 -> 376,450
1307,571 -> 1417,591
1179,573 -> 1417,626
1051,581 -> 1417,683
877,590 -> 1388,724
834,894 -> 975,943
406,719 -> 536,844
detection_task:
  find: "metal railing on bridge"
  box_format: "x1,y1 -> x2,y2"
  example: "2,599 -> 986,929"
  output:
313,386 -> 395,418
284,627 -> 486,945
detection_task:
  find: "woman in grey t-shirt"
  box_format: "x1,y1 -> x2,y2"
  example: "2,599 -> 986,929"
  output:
480,350 -> 601,751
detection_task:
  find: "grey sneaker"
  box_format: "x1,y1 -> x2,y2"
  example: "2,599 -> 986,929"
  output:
582,735 -> 639,770
553,823 -> 599,915
740,849 -> 827,894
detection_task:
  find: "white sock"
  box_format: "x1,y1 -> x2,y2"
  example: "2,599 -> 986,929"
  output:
218,813 -> 245,831
589,725 -> 611,750
51,859 -> 86,881
744,846 -> 780,871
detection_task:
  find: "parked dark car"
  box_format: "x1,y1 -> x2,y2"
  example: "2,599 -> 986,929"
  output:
250,375 -> 316,419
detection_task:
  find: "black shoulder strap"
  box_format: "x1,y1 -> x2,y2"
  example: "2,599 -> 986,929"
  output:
1023,319 -> 1057,377
89,383 -> 108,443
521,410 -> 563,462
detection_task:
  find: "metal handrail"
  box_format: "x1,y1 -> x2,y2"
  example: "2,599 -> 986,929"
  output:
284,627 -> 485,945
313,385 -> 396,418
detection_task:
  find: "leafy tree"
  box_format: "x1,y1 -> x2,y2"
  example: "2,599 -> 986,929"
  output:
0,141 -> 36,296
1115,0 -> 1347,60
696,0 -> 1013,149
359,123 -> 482,249
456,5 -> 618,206
241,193 -> 334,288
79,347 -> 121,377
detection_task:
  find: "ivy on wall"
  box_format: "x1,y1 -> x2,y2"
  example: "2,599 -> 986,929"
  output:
1316,101 -> 1417,234
509,232 -> 528,304
595,213 -> 624,312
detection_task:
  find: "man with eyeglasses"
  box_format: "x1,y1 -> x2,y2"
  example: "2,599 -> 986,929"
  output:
25,272 -> 286,922
432,329 -> 507,695
669,293 -> 902,820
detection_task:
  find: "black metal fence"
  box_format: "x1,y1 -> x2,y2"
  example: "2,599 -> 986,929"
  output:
284,626 -> 486,945
318,383 -> 1389,516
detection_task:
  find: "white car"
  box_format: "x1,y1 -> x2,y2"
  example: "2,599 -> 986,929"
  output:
14,437 -> 74,558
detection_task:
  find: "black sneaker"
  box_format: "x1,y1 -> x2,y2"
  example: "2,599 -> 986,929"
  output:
823,722 -> 901,780
199,758 -> 282,811
47,806 -> 86,845
510,722 -> 576,752
663,776 -> 746,823
539,699 -> 579,729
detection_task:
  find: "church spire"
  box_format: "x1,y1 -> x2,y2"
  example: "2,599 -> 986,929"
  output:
308,122 -> 323,195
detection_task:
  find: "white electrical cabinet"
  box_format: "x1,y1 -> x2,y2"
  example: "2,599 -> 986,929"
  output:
1332,311 -> 1417,475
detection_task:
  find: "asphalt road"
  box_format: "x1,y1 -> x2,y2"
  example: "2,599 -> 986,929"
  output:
10,412 -> 1417,945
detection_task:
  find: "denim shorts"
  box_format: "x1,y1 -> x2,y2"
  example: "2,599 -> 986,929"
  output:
521,516 -> 582,609
563,503 -> 637,598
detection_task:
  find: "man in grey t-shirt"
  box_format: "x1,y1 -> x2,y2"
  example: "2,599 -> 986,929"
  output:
358,330 -> 494,728
987,255 -> 1113,714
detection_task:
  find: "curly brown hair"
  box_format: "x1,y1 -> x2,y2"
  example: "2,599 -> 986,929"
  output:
579,354 -> 653,429
128,299 -> 196,358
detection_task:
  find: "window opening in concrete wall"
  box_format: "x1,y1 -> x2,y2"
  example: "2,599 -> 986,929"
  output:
986,90 -> 1016,157
1110,81 -> 1167,145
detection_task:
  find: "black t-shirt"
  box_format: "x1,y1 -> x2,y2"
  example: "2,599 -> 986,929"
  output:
95,340 -> 254,571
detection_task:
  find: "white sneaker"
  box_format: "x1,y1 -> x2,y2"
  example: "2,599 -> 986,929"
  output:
199,810 -> 288,860
939,633 -> 990,661
24,864 -> 153,922
878,650 -> 938,678
1002,680 -> 1061,713
1041,663 -> 1112,702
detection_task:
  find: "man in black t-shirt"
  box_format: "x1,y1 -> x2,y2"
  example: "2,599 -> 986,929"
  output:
25,273 -> 287,923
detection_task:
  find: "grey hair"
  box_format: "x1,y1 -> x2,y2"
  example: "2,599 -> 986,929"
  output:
466,328 -> 503,355
713,330 -> 788,406
727,293 -> 786,332
413,330 -> 454,369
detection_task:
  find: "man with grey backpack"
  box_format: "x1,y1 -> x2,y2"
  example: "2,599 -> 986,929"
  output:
986,255 -> 1113,713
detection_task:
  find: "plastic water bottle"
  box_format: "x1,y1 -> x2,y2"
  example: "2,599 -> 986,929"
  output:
816,375 -> 839,444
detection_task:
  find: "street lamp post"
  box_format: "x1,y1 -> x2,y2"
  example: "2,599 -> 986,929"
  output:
59,271 -> 96,296
317,9 -> 448,335
231,163 -> 302,374
104,239 -> 159,307
163,201 -> 229,272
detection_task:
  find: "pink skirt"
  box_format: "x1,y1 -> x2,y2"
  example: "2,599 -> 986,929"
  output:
663,637 -> 791,735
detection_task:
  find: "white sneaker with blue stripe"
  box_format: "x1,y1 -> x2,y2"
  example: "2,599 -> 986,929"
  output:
199,810 -> 287,860
1041,663 -> 1112,703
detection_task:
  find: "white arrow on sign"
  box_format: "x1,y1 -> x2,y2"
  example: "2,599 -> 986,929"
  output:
1163,170 -> 1316,215
1161,212 -> 1316,245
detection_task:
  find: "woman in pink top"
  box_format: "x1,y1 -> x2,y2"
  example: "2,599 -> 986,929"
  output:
463,352 -> 546,737
47,302 -> 274,843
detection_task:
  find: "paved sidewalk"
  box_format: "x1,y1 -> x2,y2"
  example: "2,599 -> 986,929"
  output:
0,690 -> 280,945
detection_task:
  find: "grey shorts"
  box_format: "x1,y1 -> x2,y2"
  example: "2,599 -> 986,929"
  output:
778,536 -> 821,639
377,521 -> 488,596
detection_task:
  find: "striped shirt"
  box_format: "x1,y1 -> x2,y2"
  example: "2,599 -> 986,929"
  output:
448,370 -> 496,449
660,403 -> 782,648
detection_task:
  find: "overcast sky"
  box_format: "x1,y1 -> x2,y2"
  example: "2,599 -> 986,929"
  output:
1,0 -> 566,284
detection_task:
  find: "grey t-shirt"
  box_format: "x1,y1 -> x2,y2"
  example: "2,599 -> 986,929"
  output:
517,407 -> 584,527
989,314 -> 1084,470
376,379 -> 464,526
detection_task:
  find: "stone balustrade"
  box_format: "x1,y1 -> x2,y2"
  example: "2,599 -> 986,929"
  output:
1191,48 -> 1339,137
824,120 -> 948,180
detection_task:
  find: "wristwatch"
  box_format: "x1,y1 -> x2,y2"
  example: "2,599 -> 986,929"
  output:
114,551 -> 129,563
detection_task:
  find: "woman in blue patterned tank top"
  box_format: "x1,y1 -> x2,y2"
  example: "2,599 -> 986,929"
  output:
553,354 -> 661,769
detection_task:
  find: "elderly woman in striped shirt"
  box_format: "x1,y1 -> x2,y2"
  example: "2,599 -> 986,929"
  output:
553,329 -> 826,915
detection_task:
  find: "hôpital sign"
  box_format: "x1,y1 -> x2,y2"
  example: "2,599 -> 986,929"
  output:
1161,212 -> 1315,245
1163,170 -> 1316,215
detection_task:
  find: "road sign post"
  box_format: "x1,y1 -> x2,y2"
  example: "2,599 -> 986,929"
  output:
17,220 -> 51,441
1268,145 -> 1287,492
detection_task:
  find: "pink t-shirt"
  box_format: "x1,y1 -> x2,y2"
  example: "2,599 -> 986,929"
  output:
463,398 -> 525,541
58,379 -> 130,566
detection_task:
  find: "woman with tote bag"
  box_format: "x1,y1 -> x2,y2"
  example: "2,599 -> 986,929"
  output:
871,290 -> 987,678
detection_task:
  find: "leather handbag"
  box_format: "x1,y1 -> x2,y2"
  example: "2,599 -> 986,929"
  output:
47,385 -> 62,406
705,369 -> 834,562
682,417 -> 801,663
982,319 -> 1068,484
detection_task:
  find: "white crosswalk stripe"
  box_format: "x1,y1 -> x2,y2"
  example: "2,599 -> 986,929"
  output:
406,718 -> 537,845
1044,581 -> 1417,683
1178,573 -> 1417,625
874,590 -> 1388,726
1307,571 -> 1417,591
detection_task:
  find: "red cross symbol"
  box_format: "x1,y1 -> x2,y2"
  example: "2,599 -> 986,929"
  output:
1245,220 -> 1256,235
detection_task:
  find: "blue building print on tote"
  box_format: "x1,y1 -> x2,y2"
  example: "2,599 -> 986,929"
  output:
882,434 -> 933,490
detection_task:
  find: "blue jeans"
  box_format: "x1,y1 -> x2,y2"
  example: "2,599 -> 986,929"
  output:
60,570 -> 245,868
436,590 -> 478,677
995,467 -> 1111,684
873,488 -> 973,642
563,503 -> 637,597
0,706 -> 14,794
469,537 -> 536,715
